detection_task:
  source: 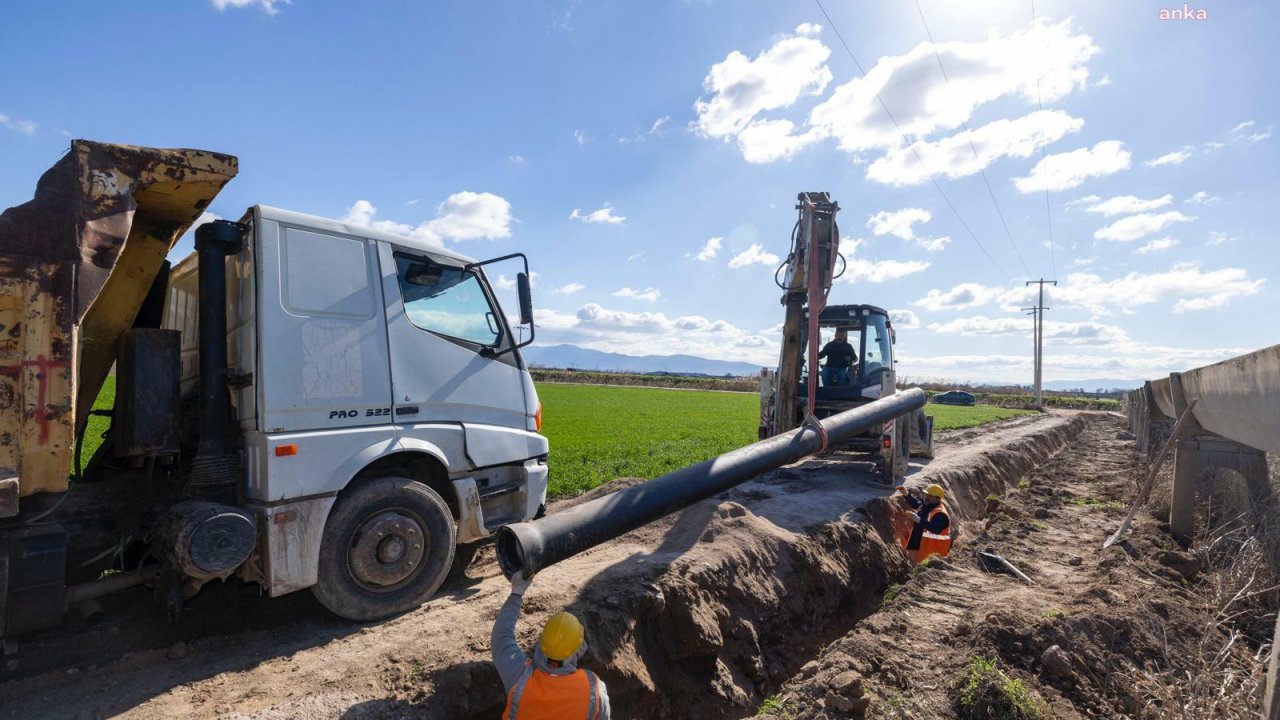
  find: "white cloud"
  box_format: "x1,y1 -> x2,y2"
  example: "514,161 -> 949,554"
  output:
509,154 -> 525,165
809,18 -> 1098,155
1083,194 -> 1173,216
1229,120 -> 1272,143
867,110 -> 1084,186
1054,264 -> 1264,314
1135,236 -> 1179,254
532,303 -> 775,366
728,243 -> 780,269
1230,120 -> 1255,134
627,251 -> 645,262
696,236 -> 723,262
495,272 -> 539,291
612,287 -> 661,303
421,192 -> 513,242
694,31 -> 832,141
841,257 -> 932,283
342,193 -> 513,245
734,119 -> 827,163
211,0 -> 287,14
794,22 -> 822,36
865,208 -> 949,252
889,309 -> 921,329
1095,74 -> 1112,87
1204,141 -> 1225,151
1093,210 -> 1194,242
1206,231 -> 1234,246
573,130 -> 587,145
913,283 -> 1004,311
1072,256 -> 1099,266
554,282 -> 586,296
897,346 -> 1248,385
1145,147 -> 1193,167
569,206 -> 626,225
649,116 -> 671,135
1185,191 -> 1219,205
928,315 -> 1130,346
0,112 -> 37,135
1013,140 -> 1131,192
867,208 -> 930,241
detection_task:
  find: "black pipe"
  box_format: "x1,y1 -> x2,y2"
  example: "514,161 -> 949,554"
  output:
188,220 -> 243,495
497,388 -> 928,578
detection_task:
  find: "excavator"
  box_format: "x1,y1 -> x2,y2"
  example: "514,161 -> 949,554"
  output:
758,192 -> 933,479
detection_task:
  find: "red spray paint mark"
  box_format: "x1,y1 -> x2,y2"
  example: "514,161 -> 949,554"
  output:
0,355 -> 71,445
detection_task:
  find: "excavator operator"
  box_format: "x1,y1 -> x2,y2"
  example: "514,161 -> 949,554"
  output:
818,328 -> 857,387
492,571 -> 612,719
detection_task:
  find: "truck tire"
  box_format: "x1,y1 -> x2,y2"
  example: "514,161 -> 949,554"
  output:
312,476 -> 456,622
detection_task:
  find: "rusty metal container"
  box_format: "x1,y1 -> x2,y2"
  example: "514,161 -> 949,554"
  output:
0,141 -> 237,515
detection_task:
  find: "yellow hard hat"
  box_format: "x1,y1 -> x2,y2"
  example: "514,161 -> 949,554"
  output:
925,484 -> 946,499
540,611 -> 585,661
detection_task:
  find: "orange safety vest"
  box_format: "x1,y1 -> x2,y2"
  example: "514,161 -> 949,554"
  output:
917,504 -> 952,560
502,661 -> 606,720
898,503 -> 952,563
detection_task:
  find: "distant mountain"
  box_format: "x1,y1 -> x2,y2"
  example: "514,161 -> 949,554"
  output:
1042,378 -> 1143,392
523,344 -> 764,377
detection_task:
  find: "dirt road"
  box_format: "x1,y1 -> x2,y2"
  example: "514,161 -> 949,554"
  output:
0,413 -> 1084,719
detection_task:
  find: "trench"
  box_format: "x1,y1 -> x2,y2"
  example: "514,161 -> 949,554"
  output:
416,415 -> 1089,720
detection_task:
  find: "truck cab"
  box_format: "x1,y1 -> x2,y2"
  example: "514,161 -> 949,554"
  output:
162,207 -> 548,618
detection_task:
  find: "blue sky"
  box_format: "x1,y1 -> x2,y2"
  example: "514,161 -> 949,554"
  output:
2,0 -> 1276,384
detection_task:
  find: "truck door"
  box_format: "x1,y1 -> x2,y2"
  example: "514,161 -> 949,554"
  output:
378,244 -> 528,433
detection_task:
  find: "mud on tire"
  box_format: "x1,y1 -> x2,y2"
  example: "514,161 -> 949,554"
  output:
312,476 -> 456,622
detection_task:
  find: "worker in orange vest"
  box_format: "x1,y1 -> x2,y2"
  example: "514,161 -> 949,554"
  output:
491,571 -> 611,719
897,483 -> 953,563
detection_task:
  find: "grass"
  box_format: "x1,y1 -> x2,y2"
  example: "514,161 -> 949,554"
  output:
883,583 -> 903,603
538,383 -> 1034,498
929,404 -> 1035,430
538,383 -> 758,497
756,696 -> 796,718
77,375 -> 116,473
957,655 -> 1050,720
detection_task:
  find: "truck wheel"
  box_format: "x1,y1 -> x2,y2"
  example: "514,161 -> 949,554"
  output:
312,477 -> 456,622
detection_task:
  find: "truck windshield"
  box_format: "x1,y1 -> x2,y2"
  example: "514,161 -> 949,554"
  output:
395,255 -> 502,347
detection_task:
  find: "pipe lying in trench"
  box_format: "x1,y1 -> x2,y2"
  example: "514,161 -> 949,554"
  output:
497,388 -> 928,578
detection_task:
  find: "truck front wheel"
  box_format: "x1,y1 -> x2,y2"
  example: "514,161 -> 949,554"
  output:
312,477 -> 456,621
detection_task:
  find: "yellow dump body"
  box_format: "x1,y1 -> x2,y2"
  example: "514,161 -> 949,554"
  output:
0,141 -> 237,512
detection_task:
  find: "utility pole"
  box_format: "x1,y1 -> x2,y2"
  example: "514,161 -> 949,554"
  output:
1024,279 -> 1057,408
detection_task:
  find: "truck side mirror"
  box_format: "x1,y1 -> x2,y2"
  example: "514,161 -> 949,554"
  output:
517,272 -> 534,327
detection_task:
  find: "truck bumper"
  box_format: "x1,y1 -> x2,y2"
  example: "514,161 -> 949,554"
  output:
453,456 -> 548,544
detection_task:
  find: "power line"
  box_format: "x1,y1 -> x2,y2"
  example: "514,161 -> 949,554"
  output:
813,0 -> 1012,280
1031,0 -> 1058,277
912,0 -> 1032,277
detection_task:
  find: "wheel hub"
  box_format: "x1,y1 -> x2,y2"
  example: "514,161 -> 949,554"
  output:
348,510 -> 427,590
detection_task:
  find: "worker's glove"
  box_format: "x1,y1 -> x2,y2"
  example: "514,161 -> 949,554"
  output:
910,513 -> 921,524
509,571 -> 532,596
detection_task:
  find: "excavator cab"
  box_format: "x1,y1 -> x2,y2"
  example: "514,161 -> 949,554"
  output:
798,305 -> 896,402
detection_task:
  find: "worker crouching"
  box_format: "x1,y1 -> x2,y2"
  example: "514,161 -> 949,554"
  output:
492,571 -> 611,719
896,483 -> 953,563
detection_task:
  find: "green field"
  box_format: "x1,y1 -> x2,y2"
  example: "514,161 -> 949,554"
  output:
537,383 -> 1035,498
78,380 -> 1032,496
79,375 -> 116,470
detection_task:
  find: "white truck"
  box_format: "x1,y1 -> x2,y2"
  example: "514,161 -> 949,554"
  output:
0,141 -> 547,635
